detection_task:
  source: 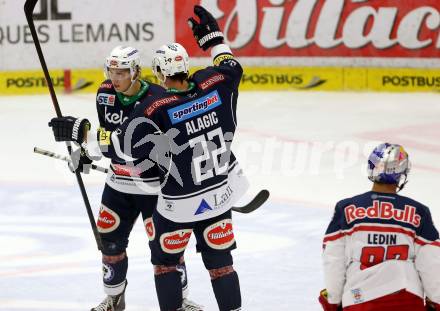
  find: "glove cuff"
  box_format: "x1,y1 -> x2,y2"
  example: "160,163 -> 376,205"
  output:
72,118 -> 90,144
198,31 -> 224,48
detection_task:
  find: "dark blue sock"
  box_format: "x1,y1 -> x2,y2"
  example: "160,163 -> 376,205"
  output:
102,256 -> 128,295
211,271 -> 241,311
155,271 -> 183,311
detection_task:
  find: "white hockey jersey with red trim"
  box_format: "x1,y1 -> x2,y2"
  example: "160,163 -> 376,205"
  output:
322,191 -> 440,307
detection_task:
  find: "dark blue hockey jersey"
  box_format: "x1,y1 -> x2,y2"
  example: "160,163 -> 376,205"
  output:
94,79 -> 165,194
322,191 -> 440,306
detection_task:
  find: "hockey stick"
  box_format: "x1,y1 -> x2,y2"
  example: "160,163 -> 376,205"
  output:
34,146 -> 268,213
25,0 -> 103,251
34,147 -> 109,174
232,189 -> 270,213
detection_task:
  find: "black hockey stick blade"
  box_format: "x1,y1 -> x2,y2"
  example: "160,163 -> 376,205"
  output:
232,190 -> 270,213
25,0 -> 103,251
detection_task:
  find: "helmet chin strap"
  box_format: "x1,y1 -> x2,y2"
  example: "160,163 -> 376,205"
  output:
161,76 -> 168,88
121,78 -> 137,94
121,69 -> 140,95
155,72 -> 167,88
397,174 -> 408,193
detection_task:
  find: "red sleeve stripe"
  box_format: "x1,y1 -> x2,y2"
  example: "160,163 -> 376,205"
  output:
323,231 -> 345,243
415,238 -> 427,246
415,238 -> 440,247
414,235 -> 440,244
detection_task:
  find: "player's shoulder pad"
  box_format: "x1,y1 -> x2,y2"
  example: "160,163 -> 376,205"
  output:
335,196 -> 357,210
145,81 -> 166,96
331,196 -> 359,227
192,68 -> 227,91
143,94 -> 180,117
397,194 -> 432,216
96,80 -> 116,106
98,79 -> 114,93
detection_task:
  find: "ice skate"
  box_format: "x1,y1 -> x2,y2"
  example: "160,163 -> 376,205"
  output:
182,298 -> 204,311
91,281 -> 126,311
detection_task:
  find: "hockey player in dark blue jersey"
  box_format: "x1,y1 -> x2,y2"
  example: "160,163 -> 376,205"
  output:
49,5 -> 248,311
319,143 -> 440,311
54,46 -> 201,311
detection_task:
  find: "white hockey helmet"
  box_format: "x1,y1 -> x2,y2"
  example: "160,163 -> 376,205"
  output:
367,143 -> 411,191
104,46 -> 141,81
152,43 -> 189,83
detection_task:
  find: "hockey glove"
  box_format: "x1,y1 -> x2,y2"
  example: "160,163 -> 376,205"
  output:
187,5 -> 224,51
319,289 -> 342,311
426,298 -> 440,311
68,147 -> 93,174
48,116 -> 90,144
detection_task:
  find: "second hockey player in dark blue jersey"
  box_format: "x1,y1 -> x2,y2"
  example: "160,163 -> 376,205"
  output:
49,6 -> 249,311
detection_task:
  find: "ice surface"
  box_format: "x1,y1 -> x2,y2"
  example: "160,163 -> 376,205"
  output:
1,92 -> 439,310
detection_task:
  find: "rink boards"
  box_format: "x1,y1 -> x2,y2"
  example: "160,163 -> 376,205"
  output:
2,1 -> 440,95
1,66 -> 440,95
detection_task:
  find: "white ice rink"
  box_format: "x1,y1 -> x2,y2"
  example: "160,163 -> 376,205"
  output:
1,91 -> 440,310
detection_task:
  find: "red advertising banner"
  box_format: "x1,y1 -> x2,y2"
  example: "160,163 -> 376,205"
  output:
176,0 -> 440,58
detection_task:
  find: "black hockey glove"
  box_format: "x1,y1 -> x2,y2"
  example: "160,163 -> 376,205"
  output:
187,5 -> 224,51
68,147 -> 93,174
48,116 -> 90,144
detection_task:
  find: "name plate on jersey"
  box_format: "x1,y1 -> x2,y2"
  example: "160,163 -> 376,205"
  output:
167,90 -> 222,124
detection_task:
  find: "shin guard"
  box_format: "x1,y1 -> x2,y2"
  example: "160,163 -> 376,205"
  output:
102,255 -> 128,296
211,270 -> 241,311
154,266 -> 183,311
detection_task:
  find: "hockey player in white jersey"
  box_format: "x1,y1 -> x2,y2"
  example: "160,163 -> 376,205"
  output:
320,143 -> 440,311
